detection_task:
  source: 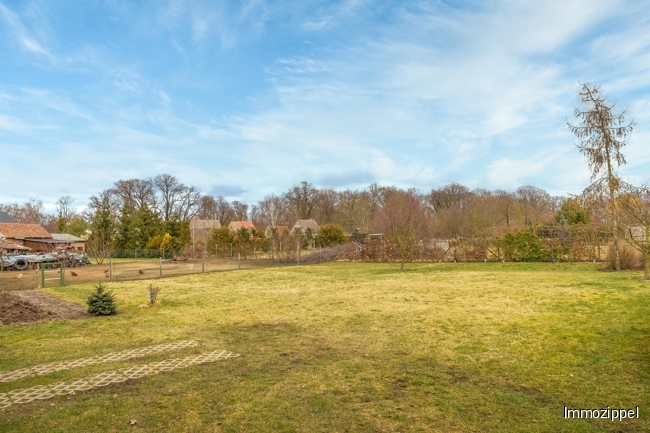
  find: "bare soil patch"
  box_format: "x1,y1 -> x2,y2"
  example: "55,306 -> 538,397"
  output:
0,290 -> 88,326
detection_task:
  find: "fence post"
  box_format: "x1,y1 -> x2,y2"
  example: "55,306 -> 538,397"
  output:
60,262 -> 65,286
320,246 -> 322,264
202,253 -> 205,273
159,257 -> 162,278
109,258 -> 113,282
230,243 -> 233,258
40,263 -> 44,288
238,252 -> 240,270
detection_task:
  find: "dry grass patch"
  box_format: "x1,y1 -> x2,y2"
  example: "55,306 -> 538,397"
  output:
0,262 -> 648,432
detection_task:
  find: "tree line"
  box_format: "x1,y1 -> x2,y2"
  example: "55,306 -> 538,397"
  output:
1,83 -> 647,275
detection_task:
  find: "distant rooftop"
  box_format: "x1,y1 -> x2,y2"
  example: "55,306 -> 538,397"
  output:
0,223 -> 52,239
51,233 -> 87,242
0,212 -> 15,223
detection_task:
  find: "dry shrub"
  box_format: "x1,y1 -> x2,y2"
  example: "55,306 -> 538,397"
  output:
602,242 -> 643,270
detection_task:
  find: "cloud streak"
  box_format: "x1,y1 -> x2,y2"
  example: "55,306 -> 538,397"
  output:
1,0 -> 650,206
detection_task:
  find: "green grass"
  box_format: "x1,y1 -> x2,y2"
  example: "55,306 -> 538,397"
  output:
1,262 -> 648,432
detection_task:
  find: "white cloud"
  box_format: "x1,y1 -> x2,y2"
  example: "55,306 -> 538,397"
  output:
0,2 -> 54,60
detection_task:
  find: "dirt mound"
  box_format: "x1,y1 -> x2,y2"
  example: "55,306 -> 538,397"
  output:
0,290 -> 88,326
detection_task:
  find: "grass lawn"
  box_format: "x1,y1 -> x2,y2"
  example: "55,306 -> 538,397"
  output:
1,262 -> 648,432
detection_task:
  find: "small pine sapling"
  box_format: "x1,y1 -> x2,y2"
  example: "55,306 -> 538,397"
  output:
87,283 -> 117,316
148,284 -> 161,304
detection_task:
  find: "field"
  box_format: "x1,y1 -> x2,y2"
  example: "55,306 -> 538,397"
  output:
1,262 -> 648,432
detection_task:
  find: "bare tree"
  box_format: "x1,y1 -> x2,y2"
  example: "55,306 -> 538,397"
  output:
286,181 -> 318,219
111,178 -> 156,211
196,195 -> 221,220
153,174 -> 201,222
427,183 -> 474,239
336,189 -> 375,233
515,186 -> 554,226
373,191 -> 430,270
55,195 -> 76,233
568,82 -> 635,271
213,196 -> 234,226
176,185 -> 202,221
231,201 -> 249,221
0,199 -> 50,225
153,174 -> 185,222
313,188 -> 338,224
252,194 -> 288,230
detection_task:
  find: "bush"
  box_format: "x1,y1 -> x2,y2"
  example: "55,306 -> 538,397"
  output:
503,231 -> 549,262
87,283 -> 118,316
148,284 -> 161,304
603,242 -> 643,270
318,224 -> 347,247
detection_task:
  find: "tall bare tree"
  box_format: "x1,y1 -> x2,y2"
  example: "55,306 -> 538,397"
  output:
373,191 -> 429,270
252,194 -> 288,230
153,174 -> 185,222
515,186 -> 554,226
153,174 -> 201,222
231,201 -> 249,221
55,195 -> 76,233
286,181 -> 318,219
111,178 -> 156,211
0,199 -> 50,225
213,196 -> 234,226
568,82 -> 635,271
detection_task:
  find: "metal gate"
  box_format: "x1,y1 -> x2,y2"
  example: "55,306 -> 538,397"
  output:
40,262 -> 64,288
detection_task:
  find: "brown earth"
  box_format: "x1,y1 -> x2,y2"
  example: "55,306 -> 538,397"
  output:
0,290 -> 88,326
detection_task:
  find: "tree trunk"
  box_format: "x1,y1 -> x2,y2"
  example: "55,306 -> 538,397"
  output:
613,217 -> 621,271
643,223 -> 650,281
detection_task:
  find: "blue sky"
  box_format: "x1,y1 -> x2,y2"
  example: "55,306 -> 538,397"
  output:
1,0 -> 649,211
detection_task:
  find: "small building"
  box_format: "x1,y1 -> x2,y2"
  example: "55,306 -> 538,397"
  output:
264,225 -> 289,239
228,221 -> 257,232
348,228 -> 383,247
292,219 -> 320,236
190,219 -> 222,246
0,212 -> 15,223
50,233 -> 88,252
628,226 -> 648,241
0,223 -> 53,252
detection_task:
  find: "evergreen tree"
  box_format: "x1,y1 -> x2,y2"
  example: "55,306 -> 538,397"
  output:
136,202 -> 162,248
556,198 -> 589,225
116,202 -> 138,249
87,193 -> 115,264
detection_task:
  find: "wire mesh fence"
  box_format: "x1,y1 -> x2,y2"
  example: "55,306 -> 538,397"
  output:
0,246 -> 345,291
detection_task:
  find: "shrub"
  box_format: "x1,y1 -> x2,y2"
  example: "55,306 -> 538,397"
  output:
503,231 -> 549,262
318,224 -> 347,247
148,284 -> 161,304
603,242 -> 643,270
87,283 -> 118,316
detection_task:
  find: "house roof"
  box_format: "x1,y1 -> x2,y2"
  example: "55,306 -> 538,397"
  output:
0,242 -> 30,250
293,219 -> 320,232
228,221 -> 257,231
264,225 -> 289,238
0,212 -> 15,223
0,223 -> 52,239
51,233 -> 87,242
24,238 -> 71,244
190,219 -> 222,230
